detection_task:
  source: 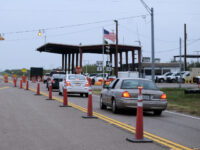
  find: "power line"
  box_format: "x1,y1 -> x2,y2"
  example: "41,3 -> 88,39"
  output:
1,14 -> 148,35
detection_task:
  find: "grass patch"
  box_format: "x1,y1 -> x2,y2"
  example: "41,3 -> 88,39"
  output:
92,89 -> 101,95
161,88 -> 200,116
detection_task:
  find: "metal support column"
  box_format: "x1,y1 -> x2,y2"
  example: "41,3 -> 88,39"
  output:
72,53 -> 74,73
120,52 -> 122,71
126,51 -> 128,71
80,48 -> 82,68
132,50 -> 135,71
62,54 -> 64,70
76,52 -> 79,68
68,53 -> 71,73
65,54 -> 67,73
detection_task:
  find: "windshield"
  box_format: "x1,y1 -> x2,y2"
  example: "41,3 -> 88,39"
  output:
68,75 -> 86,80
166,73 -> 172,76
121,79 -> 158,90
52,74 -> 65,79
89,74 -> 97,77
96,74 -> 107,77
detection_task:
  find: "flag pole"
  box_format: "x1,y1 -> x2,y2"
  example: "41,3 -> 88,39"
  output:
102,28 -> 105,86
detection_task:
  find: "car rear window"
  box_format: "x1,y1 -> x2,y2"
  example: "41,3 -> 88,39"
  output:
121,79 -> 158,90
52,74 -> 66,79
68,75 -> 86,80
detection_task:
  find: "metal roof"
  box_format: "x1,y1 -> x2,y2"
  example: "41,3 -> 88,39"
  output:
36,42 -> 141,54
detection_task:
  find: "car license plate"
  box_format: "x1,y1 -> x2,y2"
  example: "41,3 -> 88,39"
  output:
143,95 -> 150,100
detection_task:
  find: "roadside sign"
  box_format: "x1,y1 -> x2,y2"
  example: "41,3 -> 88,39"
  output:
21,68 -> 27,73
106,61 -> 112,67
97,66 -> 103,71
106,67 -> 112,72
96,61 -> 103,67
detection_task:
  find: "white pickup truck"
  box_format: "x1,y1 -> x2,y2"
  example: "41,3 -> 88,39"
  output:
155,72 -> 172,83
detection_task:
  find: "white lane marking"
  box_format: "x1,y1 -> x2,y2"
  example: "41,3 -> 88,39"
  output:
165,110 -> 200,120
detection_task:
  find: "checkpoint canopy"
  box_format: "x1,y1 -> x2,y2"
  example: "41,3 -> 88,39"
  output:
36,42 -> 141,77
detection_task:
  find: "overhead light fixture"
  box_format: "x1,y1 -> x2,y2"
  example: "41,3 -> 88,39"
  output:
0,34 -> 5,40
38,30 -> 42,36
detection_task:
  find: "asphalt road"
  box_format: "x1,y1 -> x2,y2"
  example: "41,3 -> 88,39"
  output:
35,81 -> 200,149
1,79 -> 200,150
0,81 -> 166,150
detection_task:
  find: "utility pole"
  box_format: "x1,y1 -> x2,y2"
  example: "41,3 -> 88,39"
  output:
140,0 -> 155,81
179,38 -> 182,88
184,24 -> 187,71
114,20 -> 118,78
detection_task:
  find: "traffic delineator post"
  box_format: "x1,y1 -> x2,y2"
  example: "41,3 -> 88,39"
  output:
14,78 -> 17,87
4,75 -> 8,83
60,86 -> 71,107
126,87 -> 152,143
35,81 -> 41,95
82,89 -> 97,119
20,80 -> 23,89
46,83 -> 53,100
26,80 -> 29,90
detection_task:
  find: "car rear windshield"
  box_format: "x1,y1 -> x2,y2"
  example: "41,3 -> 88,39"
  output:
52,74 -> 65,79
68,75 -> 86,80
121,79 -> 158,90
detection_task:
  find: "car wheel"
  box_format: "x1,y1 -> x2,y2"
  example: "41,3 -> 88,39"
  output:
112,99 -> 118,114
100,96 -> 106,109
85,93 -> 88,97
159,79 -> 164,83
153,110 -> 162,116
92,79 -> 95,85
59,91 -> 62,95
172,79 -> 176,83
80,93 -> 83,97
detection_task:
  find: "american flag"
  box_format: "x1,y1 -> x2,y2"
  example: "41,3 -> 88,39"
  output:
103,29 -> 116,42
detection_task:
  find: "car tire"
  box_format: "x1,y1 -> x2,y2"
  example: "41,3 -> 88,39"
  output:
159,79 -> 164,83
172,79 -> 176,83
112,99 -> 119,114
91,79 -> 95,85
100,96 -> 106,109
80,93 -> 83,97
85,93 -> 88,97
59,91 -> 62,95
153,110 -> 162,116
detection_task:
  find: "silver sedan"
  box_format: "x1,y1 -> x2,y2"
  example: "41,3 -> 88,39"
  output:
100,78 -> 168,115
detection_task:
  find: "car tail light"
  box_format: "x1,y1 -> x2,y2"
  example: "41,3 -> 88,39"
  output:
85,82 -> 89,87
122,91 -> 131,98
161,93 -> 167,99
65,81 -> 71,86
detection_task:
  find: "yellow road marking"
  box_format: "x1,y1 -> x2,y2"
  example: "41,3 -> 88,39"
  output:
0,86 -> 9,90
26,87 -> 192,150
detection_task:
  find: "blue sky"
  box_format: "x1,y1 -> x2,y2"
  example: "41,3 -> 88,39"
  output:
1,0 -> 200,70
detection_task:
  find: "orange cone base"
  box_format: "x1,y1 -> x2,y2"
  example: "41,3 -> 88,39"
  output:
46,98 -> 54,100
126,137 -> 152,143
82,115 -> 98,119
59,105 -> 72,107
